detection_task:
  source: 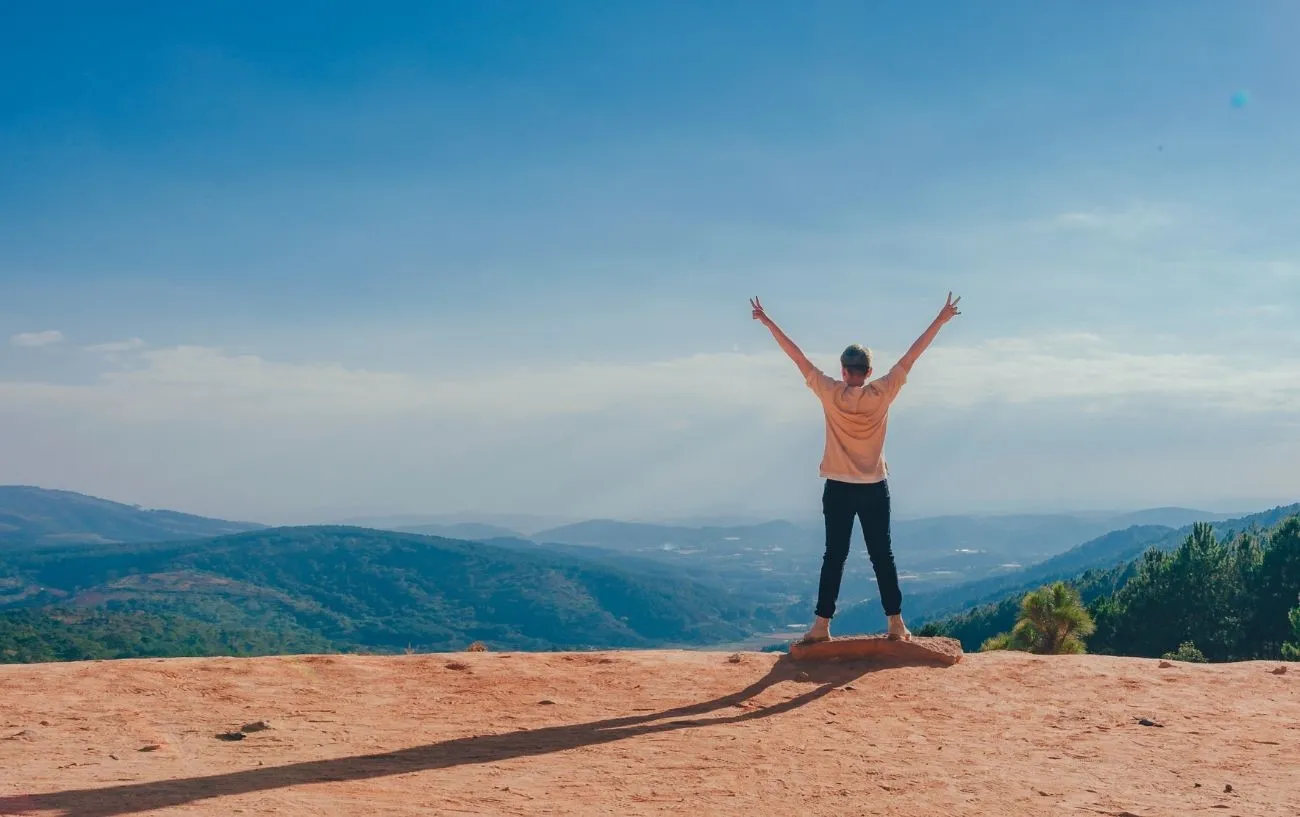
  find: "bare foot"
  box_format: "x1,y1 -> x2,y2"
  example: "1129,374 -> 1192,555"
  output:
887,614 -> 911,641
801,616 -> 832,643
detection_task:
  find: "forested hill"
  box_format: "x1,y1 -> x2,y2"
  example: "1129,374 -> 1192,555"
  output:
0,526 -> 772,662
836,503 -> 1300,634
0,486 -> 264,547
920,512 -> 1300,662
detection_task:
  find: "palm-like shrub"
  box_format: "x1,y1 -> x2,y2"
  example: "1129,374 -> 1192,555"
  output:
980,582 -> 1095,655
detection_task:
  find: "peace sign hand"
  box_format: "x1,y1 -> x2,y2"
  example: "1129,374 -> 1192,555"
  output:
938,291 -> 962,324
750,296 -> 773,327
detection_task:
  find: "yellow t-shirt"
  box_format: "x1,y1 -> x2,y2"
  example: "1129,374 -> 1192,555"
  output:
804,363 -> 908,484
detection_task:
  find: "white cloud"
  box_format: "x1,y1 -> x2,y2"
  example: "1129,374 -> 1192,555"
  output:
1045,203 -> 1177,236
895,334 -> 1300,412
1,333 -> 1297,521
10,330 -> 64,348
83,337 -> 146,353
1213,303 -> 1288,318
4,332 -> 1299,421
1264,261 -> 1299,280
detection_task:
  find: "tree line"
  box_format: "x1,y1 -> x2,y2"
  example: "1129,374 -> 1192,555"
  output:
922,516 -> 1300,661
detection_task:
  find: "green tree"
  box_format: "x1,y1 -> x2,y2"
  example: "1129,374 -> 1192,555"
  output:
1011,582 -> 1096,654
925,513 -> 1300,662
1086,593 -> 1122,655
980,582 -> 1096,655
1162,641 -> 1207,663
979,631 -> 1013,652
1248,518 -> 1300,658
1105,523 -> 1246,660
1283,603 -> 1300,661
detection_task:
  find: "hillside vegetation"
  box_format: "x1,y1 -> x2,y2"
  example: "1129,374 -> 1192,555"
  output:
1,487 -> 1293,665
0,526 -> 772,661
841,503 -> 1300,635
0,607 -> 334,663
518,511 -> 1234,614
921,514 -> 1300,662
0,486 -> 263,547
7,488 -> 1197,624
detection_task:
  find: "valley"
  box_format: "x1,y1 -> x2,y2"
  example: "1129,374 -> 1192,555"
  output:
0,486 -> 1289,661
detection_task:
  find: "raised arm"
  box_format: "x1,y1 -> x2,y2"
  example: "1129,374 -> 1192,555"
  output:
896,292 -> 962,374
750,297 -> 817,378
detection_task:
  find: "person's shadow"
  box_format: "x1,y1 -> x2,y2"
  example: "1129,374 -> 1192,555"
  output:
0,653 -> 935,817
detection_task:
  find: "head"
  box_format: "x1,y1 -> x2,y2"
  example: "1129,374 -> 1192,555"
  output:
840,343 -> 873,386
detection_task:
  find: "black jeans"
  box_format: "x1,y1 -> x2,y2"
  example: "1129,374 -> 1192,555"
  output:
815,478 -> 902,619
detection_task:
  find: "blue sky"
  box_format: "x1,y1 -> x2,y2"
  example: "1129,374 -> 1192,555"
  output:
2,2 -> 1298,523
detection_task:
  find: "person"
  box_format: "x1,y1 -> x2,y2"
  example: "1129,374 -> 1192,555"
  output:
750,292 -> 962,643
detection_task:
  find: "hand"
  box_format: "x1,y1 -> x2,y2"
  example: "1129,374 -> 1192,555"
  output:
750,296 -> 773,327
937,291 -> 962,324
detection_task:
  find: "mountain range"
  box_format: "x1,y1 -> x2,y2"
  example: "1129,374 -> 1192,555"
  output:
0,485 -> 1291,661
0,525 -> 772,656
0,486 -> 263,547
833,502 -> 1300,635
476,509 -> 1243,612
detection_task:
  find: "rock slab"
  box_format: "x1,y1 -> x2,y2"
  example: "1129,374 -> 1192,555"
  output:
788,634 -> 964,665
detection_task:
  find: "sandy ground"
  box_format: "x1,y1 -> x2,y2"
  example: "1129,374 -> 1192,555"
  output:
1,648 -> 1297,816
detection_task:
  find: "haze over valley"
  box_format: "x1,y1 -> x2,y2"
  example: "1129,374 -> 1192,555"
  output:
3,486 -> 1294,658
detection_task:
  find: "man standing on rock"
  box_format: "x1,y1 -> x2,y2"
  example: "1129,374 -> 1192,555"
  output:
751,293 -> 962,644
